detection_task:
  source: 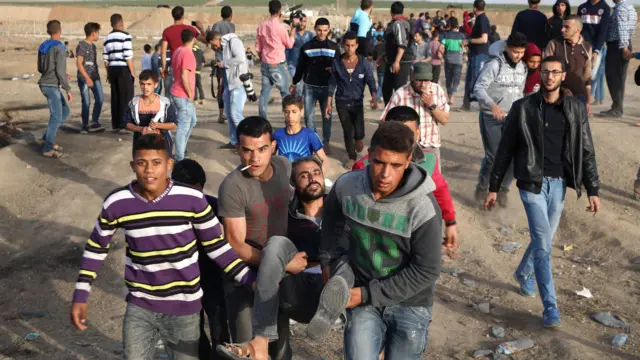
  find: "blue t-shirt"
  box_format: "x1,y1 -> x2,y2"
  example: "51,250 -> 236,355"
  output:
274,127 -> 323,162
351,8 -> 372,38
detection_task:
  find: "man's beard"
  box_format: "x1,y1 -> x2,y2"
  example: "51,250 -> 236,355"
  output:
542,82 -> 561,93
296,181 -> 324,202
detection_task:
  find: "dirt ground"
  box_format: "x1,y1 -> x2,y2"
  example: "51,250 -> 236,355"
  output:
0,4 -> 640,360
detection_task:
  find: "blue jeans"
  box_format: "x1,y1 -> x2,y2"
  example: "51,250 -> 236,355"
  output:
223,85 -> 247,146
477,112 -> 514,191
123,303 -> 199,360
78,78 -> 104,127
155,77 -> 163,95
304,85 -> 332,144
516,178 -> 566,310
173,97 -> 197,161
463,53 -> 489,109
259,62 -> 291,119
377,71 -> 384,102
344,304 -> 432,360
591,46 -> 607,102
40,85 -> 70,153
164,71 -> 173,99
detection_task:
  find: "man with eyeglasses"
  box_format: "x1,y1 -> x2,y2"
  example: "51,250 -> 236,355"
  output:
485,55 -> 601,329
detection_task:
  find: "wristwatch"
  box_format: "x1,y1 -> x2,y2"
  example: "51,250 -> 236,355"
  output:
427,104 -> 437,111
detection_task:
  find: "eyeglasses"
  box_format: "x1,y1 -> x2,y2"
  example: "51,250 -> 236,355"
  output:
540,70 -> 564,78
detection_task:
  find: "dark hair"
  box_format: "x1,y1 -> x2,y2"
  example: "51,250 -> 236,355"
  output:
83,22 -> 100,36
236,116 -> 273,142
172,159 -> 206,186
110,13 -> 123,27
139,70 -> 159,83
432,28 -> 440,38
360,0 -> 373,10
449,17 -> 459,29
268,0 -> 282,15
206,31 -> 221,43
315,17 -> 330,28
155,43 -> 161,51
410,13 -> 415,18
172,6 -> 184,21
221,5 -> 233,19
415,31 -> 423,38
64,41 -> 69,45
507,32 -> 528,48
181,29 -> 195,44
47,20 -> 61,35
343,31 -> 358,42
419,12 -> 424,17
473,0 -> 486,11
282,95 -> 303,110
491,24 -> 497,31
291,156 -> 323,183
370,122 -> 415,156
541,55 -> 566,72
444,14 -> 450,19
391,1 -> 404,16
144,44 -> 152,53
384,106 -> 420,125
132,134 -> 167,156
529,0 -> 542,4
376,24 -> 384,30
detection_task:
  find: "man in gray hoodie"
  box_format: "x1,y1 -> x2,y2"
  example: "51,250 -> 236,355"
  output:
473,32 -> 528,206
207,31 -> 254,149
313,121 -> 442,360
38,20 -> 72,158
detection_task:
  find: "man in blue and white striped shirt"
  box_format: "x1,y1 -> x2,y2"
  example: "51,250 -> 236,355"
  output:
103,13 -> 135,132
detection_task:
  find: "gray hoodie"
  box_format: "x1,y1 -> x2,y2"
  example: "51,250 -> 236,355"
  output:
320,163 -> 442,308
37,39 -> 71,91
473,44 -> 526,115
221,33 -> 248,90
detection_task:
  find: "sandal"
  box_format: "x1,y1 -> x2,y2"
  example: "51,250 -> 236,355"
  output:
216,343 -> 271,360
43,150 -> 65,158
37,139 -> 63,151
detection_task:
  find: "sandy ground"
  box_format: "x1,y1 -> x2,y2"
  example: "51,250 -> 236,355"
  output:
0,6 -> 640,360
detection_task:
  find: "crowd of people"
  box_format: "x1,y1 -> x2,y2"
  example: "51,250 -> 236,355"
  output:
30,0 -> 640,359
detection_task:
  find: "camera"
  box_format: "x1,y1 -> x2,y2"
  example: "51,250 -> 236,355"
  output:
239,73 -> 257,102
283,4 -> 304,26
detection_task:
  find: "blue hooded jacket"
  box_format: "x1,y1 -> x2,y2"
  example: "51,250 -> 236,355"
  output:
327,55 -> 377,105
37,39 -> 71,91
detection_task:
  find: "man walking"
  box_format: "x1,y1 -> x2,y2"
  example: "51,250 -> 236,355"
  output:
600,0 -> 637,118
460,0 -> 491,111
212,5 -> 236,124
474,32 -> 528,205
544,15 -> 593,112
286,14 -> 314,97
578,0 -> 611,98
291,18 -> 339,150
382,1 -> 414,105
103,14 -> 135,133
256,0 -> 297,119
171,30 -> 198,161
350,0 -> 374,57
485,56 -> 601,328
511,0 -> 549,51
76,22 -> 104,134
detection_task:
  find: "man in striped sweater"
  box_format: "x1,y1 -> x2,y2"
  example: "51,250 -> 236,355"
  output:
104,13 -> 135,132
70,134 -> 256,359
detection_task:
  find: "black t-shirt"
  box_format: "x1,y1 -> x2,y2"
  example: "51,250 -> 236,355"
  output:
470,13 -> 491,56
542,100 -> 567,178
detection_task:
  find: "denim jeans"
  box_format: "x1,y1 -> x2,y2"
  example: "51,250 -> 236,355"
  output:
155,78 -> 163,95
344,305 -> 432,360
173,97 -> 197,161
259,62 -> 291,119
463,53 -> 489,109
444,63 -> 463,97
164,71 -> 173,99
40,85 -> 70,153
304,85 -> 332,144
591,46 -> 607,102
377,71 -> 384,103
78,78 -> 104,127
516,178 -> 566,310
223,85 -> 247,146
477,112 -> 514,192
122,303 -> 199,360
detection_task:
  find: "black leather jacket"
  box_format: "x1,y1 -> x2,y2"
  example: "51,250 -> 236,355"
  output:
489,93 -> 600,198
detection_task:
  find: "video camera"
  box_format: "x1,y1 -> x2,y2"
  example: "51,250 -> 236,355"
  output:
239,73 -> 258,102
283,4 -> 304,26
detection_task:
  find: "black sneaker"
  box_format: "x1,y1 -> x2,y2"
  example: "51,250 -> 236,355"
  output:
219,143 -> 236,150
90,123 -> 105,132
80,126 -> 89,134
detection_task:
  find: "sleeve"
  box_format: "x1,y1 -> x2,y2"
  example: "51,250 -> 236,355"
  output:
162,29 -> 169,42
436,85 -> 450,112
327,60 -> 337,96
352,158 -> 366,170
255,26 -> 263,55
72,203 -> 118,303
595,6 -> 611,52
103,38 -> 109,63
217,177 -> 247,218
283,23 -> 295,49
364,60 -> 377,96
481,16 -> 491,35
579,103 -> 600,196
292,44 -> 308,85
319,182 -> 346,267
511,13 -> 522,35
543,40 -> 556,59
191,196 -> 256,285
489,104 -> 520,192
362,201 -> 442,307
380,92 -> 401,121
123,35 -> 133,60
395,22 -> 408,49
123,102 -> 134,126
584,47 -> 593,86
55,47 -> 71,91
431,169 -> 456,223
473,60 -> 499,108
223,38 -> 245,68
309,130 -> 324,152
75,43 -> 85,59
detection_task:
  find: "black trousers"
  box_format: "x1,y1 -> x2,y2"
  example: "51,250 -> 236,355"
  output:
605,42 -> 630,113
432,64 -> 442,84
336,103 -> 365,160
195,73 -> 205,101
382,62 -> 412,105
108,66 -> 134,130
198,261 -> 230,360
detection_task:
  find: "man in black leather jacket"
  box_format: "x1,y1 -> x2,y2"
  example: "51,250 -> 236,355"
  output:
484,56 -> 601,329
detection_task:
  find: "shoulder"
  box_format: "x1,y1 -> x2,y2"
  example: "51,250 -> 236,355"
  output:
102,185 -> 135,210
273,155 -> 292,176
219,170 -> 243,193
169,182 -> 206,200
273,128 -> 286,139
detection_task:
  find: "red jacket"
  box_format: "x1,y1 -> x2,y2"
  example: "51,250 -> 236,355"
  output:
352,147 -> 456,223
461,11 -> 473,37
524,43 -> 541,94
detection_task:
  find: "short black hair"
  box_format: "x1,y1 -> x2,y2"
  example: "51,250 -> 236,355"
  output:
269,0 -> 282,15
491,24 -> 497,31
144,44 -> 152,53
473,0 -> 486,11
236,116 -> 273,143
290,156 -> 323,183
47,20 -> 61,35
221,5 -> 233,19
541,55 -> 566,72
449,17 -> 459,29
181,29 -> 195,44
206,31 -> 221,43
132,134 -> 167,157
172,6 -> 184,21
391,1 -> 404,16
64,41 -> 69,45
343,31 -> 358,43
155,43 -> 161,51
282,95 -> 303,110
370,121 -> 415,156
419,12 -> 424,17
139,70 -> 159,83
110,13 -> 123,27
529,0 -> 541,4
415,31 -> 423,39
410,13 -> 415,18
507,32 -> 528,48
444,14 -> 450,19
360,0 -> 373,10
432,28 -> 440,38
384,106 -> 420,125
172,159 -> 207,186
83,22 -> 100,36
315,17 -> 330,28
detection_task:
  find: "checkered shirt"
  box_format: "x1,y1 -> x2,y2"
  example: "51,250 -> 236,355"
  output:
607,0 -> 638,49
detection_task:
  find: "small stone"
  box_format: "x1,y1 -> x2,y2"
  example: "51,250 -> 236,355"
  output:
26,165 -> 32,169
159,354 -> 169,359
477,302 -> 491,314
24,332 -> 40,341
472,349 -> 493,358
630,256 -> 640,265
492,352 -> 508,360
118,138 -> 123,142
442,267 -> 465,277
440,294 -> 454,303
463,279 -> 477,288
490,326 -> 505,339
612,334 -> 628,348
500,227 -> 512,236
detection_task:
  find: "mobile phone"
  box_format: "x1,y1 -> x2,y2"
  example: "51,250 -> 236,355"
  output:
191,21 -> 197,26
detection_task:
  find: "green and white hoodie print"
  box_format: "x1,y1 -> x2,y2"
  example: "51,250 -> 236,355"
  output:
473,42 -> 527,116
320,164 -> 443,308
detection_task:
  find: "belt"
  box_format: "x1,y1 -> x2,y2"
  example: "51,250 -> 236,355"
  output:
265,62 -> 286,67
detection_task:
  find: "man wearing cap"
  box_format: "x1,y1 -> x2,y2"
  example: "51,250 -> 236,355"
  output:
380,62 -> 450,172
